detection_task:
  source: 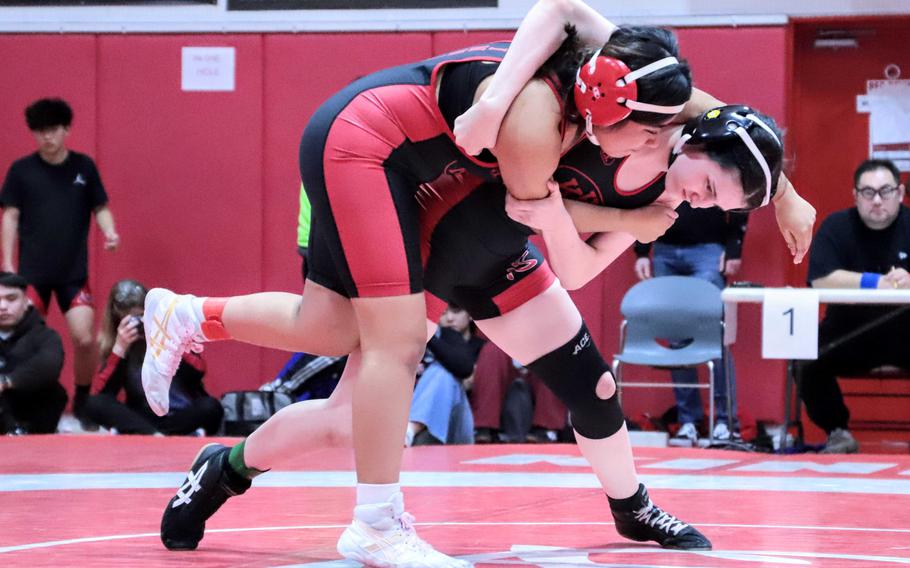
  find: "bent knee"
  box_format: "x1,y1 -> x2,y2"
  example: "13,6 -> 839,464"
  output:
317,335 -> 360,357
595,372 -> 617,400
361,332 -> 426,369
324,402 -> 354,446
72,335 -> 96,352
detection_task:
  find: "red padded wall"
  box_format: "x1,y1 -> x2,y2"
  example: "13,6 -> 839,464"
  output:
791,17 -> 910,244
94,34 -> 268,392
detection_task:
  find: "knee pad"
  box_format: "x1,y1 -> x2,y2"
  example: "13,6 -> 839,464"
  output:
525,322 -> 624,439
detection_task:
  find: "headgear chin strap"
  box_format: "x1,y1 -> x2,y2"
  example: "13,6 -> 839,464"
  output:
672,105 -> 782,207
574,49 -> 686,146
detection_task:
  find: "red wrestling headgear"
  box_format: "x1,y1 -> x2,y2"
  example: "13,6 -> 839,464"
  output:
574,49 -> 686,145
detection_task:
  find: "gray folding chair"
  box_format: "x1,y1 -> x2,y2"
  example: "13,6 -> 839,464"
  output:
611,276 -> 730,444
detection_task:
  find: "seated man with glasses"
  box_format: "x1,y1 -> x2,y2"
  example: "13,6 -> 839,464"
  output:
801,158 -> 910,453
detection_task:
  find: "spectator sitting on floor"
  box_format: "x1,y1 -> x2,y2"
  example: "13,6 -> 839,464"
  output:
471,341 -> 567,443
802,158 -> 910,454
83,279 -> 223,435
0,271 -> 66,434
261,351 -> 346,402
406,304 -> 485,446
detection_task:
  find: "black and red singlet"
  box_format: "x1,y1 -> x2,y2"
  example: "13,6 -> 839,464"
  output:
298,43 -> 510,300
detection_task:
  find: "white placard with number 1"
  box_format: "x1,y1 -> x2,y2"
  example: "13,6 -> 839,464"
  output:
761,289 -> 819,360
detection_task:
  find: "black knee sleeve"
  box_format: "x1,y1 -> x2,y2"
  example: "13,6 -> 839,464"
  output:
525,322 -> 624,439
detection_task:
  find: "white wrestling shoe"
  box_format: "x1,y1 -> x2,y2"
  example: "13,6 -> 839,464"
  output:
142,288 -> 205,416
337,492 -> 471,568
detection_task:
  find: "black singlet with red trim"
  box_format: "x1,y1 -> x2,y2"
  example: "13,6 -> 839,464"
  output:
419,60 -> 668,321
554,140 -> 666,209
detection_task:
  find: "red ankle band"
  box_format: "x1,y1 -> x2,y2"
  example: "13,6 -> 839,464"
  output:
201,297 -> 232,340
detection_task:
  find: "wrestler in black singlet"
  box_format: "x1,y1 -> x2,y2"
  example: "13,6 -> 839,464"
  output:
420,60 -> 669,321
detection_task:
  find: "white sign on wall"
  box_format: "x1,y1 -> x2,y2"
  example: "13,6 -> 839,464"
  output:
867,78 -> 910,171
181,47 -> 235,92
761,289 -> 819,360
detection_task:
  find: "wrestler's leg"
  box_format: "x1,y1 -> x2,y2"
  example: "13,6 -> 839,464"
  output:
218,281 -> 358,355
476,281 -> 710,550
243,318 -> 438,469
160,312 -> 441,552
244,350 -> 361,467
474,281 -> 638,499
142,282 -> 359,416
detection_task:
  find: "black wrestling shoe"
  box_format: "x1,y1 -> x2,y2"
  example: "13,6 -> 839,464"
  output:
161,443 -> 251,550
608,484 -> 712,550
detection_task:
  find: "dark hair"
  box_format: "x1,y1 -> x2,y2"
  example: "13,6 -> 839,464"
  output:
687,110 -> 784,210
854,159 -> 901,188
25,98 -> 73,131
442,302 -> 476,337
0,272 -> 29,291
99,279 -> 148,358
540,25 -> 692,127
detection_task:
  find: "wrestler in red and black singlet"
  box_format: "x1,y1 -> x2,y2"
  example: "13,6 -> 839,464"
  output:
299,42 -> 511,301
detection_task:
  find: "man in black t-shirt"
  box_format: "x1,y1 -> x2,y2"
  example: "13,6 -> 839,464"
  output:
0,98 -> 120,424
803,158 -> 910,453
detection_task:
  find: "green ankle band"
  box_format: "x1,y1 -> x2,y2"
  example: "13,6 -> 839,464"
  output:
228,441 -> 268,479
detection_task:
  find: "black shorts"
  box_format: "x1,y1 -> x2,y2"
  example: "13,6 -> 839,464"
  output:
26,278 -> 94,315
422,183 -> 555,322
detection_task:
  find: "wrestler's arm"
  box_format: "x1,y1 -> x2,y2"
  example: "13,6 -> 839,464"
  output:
771,176 -> 816,263
493,80 -> 572,200
544,228 -> 637,291
495,83 -> 676,248
562,199 -> 677,242
494,80 -> 674,288
492,82 -> 640,287
454,0 -> 616,155
672,88 -> 723,124
506,187 -> 636,290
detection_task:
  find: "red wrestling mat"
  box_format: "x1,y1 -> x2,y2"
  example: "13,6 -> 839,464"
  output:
1,436 -> 909,567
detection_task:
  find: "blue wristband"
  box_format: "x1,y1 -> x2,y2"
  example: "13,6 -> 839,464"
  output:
860,272 -> 881,289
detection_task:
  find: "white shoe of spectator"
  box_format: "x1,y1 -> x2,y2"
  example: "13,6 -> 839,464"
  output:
821,428 -> 859,454
141,288 -> 205,417
337,492 -> 471,568
712,422 -> 731,442
669,422 -> 698,447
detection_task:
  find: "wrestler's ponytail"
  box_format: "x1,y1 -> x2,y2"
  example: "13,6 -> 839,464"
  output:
600,26 -> 692,126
